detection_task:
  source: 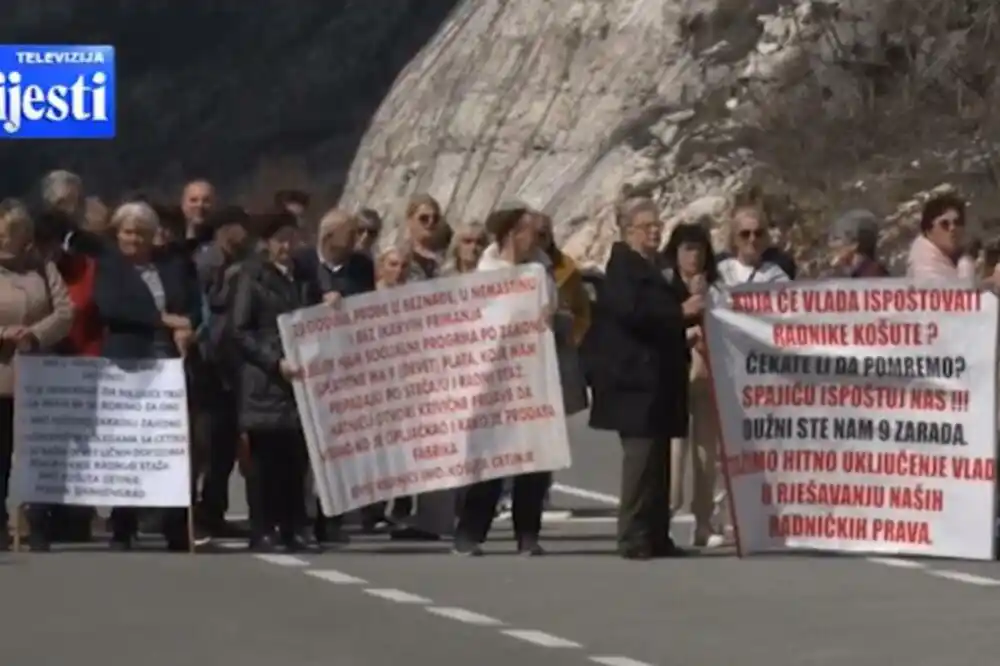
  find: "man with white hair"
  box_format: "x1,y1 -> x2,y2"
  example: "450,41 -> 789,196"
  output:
294,207 -> 377,543
40,169 -> 84,221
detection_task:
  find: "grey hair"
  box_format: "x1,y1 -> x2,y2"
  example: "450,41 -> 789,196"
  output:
615,197 -> 659,233
442,220 -> 487,274
110,201 -> 160,235
40,170 -> 83,211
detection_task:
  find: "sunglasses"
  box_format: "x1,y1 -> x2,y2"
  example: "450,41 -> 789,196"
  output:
417,214 -> 439,225
936,217 -> 964,231
738,228 -> 765,240
461,236 -> 486,246
359,226 -> 380,237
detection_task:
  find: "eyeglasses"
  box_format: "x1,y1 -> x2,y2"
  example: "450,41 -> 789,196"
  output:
936,217 -> 964,231
738,228 -> 765,240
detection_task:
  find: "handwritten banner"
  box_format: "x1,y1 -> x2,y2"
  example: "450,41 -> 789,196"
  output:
705,279 -> 997,560
279,264 -> 572,517
12,356 -> 191,508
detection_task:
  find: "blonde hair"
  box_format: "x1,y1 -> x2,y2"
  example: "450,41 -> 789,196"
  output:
0,198 -> 33,240
442,220 -> 487,274
376,245 -> 409,288
405,193 -> 441,219
110,201 -> 160,236
317,207 -> 356,239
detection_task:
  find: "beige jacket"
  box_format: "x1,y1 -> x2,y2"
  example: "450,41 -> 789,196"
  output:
0,261 -> 73,396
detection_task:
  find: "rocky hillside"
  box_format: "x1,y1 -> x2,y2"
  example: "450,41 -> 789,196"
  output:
5,1 -> 998,273
338,0 -> 1000,273
0,1 -> 461,204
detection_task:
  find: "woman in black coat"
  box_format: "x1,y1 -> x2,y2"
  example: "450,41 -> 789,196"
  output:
230,212 -> 311,552
103,201 -> 204,551
588,197 -> 704,560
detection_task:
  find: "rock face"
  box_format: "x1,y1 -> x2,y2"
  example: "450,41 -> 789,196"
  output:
340,0 -> 1000,272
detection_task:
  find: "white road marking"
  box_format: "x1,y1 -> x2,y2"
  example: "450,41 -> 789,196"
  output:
426,606 -> 504,626
550,483 -> 619,505
253,554 -> 309,567
307,569 -> 367,585
590,657 -> 656,666
927,570 -> 1000,586
364,588 -> 432,604
865,557 -> 926,569
501,629 -> 583,648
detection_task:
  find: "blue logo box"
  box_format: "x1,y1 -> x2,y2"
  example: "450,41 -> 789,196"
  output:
0,44 -> 115,139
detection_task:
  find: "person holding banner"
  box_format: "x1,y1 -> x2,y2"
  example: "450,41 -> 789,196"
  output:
105,201 -> 204,551
295,208 -> 378,542
452,202 -> 559,556
588,195 -> 700,560
232,212 -> 312,553
0,200 -> 73,551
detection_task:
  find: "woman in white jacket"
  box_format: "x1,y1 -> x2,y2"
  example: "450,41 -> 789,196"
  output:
453,201 -> 560,556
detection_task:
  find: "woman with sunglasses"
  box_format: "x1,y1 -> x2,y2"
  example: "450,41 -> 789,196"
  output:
906,194 -> 976,282
715,203 -> 790,288
391,193 -> 458,542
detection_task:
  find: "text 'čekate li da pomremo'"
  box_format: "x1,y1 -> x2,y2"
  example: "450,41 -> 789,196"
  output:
705,280 -> 997,560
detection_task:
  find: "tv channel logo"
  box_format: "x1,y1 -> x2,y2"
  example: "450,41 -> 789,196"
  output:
0,45 -> 115,139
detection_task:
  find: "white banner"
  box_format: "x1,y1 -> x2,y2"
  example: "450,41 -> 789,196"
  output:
705,279 -> 997,560
279,264 -> 572,517
12,356 -> 191,508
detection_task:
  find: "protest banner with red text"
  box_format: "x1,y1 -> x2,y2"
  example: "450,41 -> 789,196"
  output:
278,264 -> 572,517
705,279 -> 997,560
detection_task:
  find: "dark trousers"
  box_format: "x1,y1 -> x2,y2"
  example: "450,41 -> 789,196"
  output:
0,397 -> 12,528
196,396 -> 240,525
246,428 -> 308,538
456,472 -> 550,544
110,507 -> 187,541
618,436 -> 671,550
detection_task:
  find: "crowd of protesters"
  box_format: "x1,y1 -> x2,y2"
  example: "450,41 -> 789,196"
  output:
0,169 -> 985,560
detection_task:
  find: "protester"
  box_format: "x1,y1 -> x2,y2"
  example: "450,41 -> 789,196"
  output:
661,223 -> 725,548
356,208 -> 383,256
39,170 -> 85,222
402,193 -> 448,282
152,204 -> 189,248
394,193 -> 456,541
294,208 -> 377,541
376,246 -> 409,288
715,203 -> 791,288
588,195 -> 700,560
193,206 -> 252,538
103,202 -> 202,550
30,210 -> 106,545
441,221 -> 487,275
0,200 -> 74,551
180,180 -> 216,239
452,202 -> 557,556
828,209 -> 889,277
82,196 -> 110,236
906,194 -> 975,281
231,211 -> 312,552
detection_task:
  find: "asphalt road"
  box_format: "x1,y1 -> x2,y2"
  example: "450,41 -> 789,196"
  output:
6,411 -> 1000,665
